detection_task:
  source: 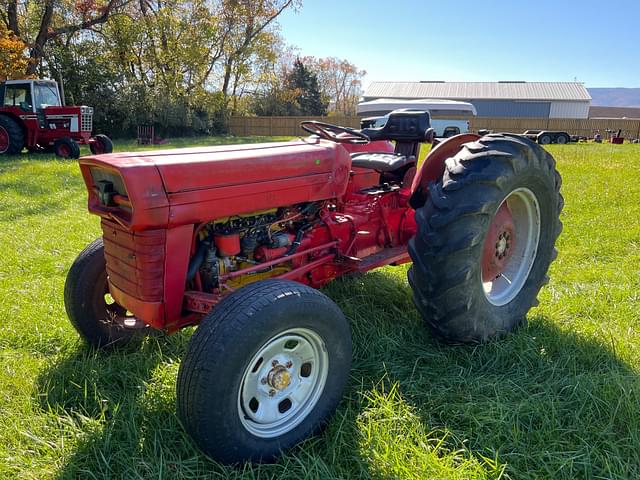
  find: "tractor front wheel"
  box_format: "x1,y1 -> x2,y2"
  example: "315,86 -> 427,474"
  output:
54,137 -> 80,159
89,134 -> 114,155
177,279 -> 352,464
408,133 -> 563,343
0,115 -> 24,155
64,238 -> 152,348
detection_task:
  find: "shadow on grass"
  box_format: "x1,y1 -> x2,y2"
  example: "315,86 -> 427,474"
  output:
329,271 -> 640,479
34,270 -> 640,479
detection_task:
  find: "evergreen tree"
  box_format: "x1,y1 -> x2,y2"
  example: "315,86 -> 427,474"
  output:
286,58 -> 327,115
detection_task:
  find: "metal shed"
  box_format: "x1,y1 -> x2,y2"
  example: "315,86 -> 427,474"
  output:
362,81 -> 592,119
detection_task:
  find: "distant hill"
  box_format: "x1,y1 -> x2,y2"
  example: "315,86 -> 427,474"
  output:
588,88 -> 640,107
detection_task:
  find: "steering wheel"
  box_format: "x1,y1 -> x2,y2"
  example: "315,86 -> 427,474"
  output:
300,121 -> 370,144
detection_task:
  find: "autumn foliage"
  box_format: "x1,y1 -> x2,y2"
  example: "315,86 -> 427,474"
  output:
0,22 -> 28,80
0,0 -> 365,135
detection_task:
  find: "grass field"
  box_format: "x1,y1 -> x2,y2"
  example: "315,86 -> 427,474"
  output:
1,138 -> 639,479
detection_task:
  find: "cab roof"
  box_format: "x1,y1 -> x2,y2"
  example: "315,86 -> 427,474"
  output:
2,79 -> 58,86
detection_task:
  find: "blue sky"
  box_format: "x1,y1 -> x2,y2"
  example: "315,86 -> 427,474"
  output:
278,0 -> 640,88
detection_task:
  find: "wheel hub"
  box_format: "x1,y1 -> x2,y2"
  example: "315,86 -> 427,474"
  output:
59,144 -> 70,157
238,329 -> 329,438
267,364 -> 291,391
482,202 -> 516,281
495,232 -> 511,258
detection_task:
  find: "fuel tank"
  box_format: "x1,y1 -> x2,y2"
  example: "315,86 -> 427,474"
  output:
79,138 -> 352,230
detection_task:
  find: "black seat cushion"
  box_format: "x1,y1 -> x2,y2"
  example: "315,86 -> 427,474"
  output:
350,152 -> 412,172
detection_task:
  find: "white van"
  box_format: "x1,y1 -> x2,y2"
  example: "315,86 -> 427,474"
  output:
358,98 -> 477,137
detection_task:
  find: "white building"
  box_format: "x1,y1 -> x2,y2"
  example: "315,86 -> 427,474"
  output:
362,81 -> 591,119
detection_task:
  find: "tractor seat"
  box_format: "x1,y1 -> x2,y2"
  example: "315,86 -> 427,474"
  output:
350,152 -> 413,172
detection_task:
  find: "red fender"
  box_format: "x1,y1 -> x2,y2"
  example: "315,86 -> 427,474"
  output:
410,133 -> 480,208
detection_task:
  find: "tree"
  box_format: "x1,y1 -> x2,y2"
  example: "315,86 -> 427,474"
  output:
285,58 -> 326,115
0,21 -> 28,79
214,0 -> 300,103
92,0 -> 296,128
1,0 -> 134,75
313,57 -> 365,115
250,52 -> 366,117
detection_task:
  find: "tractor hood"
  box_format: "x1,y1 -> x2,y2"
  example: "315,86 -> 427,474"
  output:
79,139 -> 351,231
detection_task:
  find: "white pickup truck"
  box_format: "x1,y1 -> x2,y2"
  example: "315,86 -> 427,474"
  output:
358,98 -> 477,138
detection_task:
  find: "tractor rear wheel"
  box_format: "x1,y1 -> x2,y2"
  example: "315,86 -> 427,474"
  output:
89,134 -> 113,155
177,279 -> 352,464
54,137 -> 80,159
64,238 -> 152,348
408,133 -> 563,343
0,115 -> 24,155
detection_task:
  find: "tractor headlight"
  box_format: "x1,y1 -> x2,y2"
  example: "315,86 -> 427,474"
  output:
89,167 -> 130,211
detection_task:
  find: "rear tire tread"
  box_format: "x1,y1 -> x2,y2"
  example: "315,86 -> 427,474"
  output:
0,115 -> 24,154
408,134 -> 563,343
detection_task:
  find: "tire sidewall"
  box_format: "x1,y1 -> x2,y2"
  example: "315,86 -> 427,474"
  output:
65,239 -> 145,346
408,134 -> 562,342
96,134 -> 113,154
185,293 -> 351,462
0,116 -> 24,154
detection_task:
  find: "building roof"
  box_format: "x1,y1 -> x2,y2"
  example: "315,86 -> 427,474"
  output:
357,98 -> 477,115
589,106 -> 640,119
363,82 -> 592,102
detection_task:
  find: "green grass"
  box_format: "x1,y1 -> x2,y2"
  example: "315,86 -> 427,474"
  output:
1,139 -> 639,479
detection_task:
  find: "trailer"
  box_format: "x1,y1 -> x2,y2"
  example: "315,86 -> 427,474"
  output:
522,130 -> 571,145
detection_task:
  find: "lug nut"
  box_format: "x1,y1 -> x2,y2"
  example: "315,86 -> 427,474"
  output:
261,378 -> 267,385
268,389 -> 276,397
272,360 -> 279,366
285,361 -> 293,368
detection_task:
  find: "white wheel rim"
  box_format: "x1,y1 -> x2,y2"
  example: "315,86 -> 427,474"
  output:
237,328 -> 329,438
483,188 -> 541,306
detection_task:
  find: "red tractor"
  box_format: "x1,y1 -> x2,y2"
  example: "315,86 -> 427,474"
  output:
0,79 -> 113,158
65,111 -> 563,464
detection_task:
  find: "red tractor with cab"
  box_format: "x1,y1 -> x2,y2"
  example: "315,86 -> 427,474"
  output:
0,79 -> 113,158
65,111 -> 563,464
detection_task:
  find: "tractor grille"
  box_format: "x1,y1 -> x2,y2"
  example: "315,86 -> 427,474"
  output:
101,219 -> 165,302
81,106 -> 93,132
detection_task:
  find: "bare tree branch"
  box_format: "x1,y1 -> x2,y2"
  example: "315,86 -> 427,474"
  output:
50,0 -> 132,36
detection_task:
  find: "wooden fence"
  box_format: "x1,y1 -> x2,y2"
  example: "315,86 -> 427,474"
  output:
229,115 -> 640,140
228,116 -> 360,137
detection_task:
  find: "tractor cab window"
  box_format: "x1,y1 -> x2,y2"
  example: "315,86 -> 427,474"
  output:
3,84 -> 33,111
34,83 -> 61,109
